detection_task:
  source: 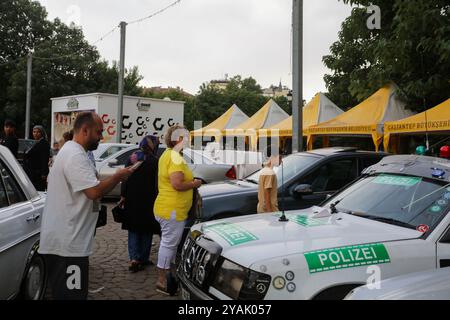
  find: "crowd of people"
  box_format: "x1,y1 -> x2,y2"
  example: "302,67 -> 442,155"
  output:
0,113 -> 201,300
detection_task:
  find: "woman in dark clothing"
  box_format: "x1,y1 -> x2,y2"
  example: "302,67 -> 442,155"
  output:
119,135 -> 161,273
23,125 -> 50,191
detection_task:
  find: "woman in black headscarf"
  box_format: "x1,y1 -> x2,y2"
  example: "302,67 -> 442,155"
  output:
119,135 -> 161,272
23,125 -> 51,191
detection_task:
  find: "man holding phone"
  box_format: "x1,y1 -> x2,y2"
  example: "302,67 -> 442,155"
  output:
39,112 -> 135,300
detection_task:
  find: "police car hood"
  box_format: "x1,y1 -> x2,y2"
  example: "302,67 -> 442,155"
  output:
193,208 -> 422,267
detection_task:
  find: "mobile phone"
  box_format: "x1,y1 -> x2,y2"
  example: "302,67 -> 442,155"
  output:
130,161 -> 143,171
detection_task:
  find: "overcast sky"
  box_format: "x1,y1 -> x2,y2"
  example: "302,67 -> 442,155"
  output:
37,0 -> 353,101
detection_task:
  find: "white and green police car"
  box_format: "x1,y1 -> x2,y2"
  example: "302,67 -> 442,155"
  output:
177,155 -> 450,300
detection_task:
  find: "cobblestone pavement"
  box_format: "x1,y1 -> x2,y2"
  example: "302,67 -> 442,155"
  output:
88,203 -> 179,300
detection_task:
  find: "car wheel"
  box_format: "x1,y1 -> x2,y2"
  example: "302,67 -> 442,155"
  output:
21,254 -> 46,300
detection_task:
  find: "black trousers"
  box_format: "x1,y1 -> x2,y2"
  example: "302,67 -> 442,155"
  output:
43,255 -> 89,300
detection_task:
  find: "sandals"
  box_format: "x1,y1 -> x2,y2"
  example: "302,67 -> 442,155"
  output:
156,283 -> 172,296
128,261 -> 144,273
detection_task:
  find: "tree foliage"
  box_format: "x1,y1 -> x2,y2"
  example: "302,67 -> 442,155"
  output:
0,0 -> 143,136
324,0 -> 450,111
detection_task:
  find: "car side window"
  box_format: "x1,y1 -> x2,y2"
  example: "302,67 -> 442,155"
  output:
0,173 -> 8,209
116,150 -> 136,166
0,161 -> 26,205
360,156 -> 383,173
301,158 -> 358,193
100,146 -> 125,160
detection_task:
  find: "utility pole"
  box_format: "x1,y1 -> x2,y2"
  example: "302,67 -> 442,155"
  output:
25,54 -> 32,139
117,21 -> 127,143
292,0 -> 303,153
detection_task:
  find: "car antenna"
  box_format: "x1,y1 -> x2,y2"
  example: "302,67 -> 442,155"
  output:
279,155 -> 289,222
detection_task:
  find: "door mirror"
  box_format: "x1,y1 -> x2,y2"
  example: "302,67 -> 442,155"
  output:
108,159 -> 119,167
294,184 -> 313,196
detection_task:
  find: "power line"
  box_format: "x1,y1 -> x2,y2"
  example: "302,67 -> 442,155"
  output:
0,1 -> 182,66
128,0 -> 182,25
0,24 -> 119,65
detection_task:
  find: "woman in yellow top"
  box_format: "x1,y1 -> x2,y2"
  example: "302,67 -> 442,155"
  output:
154,125 -> 202,295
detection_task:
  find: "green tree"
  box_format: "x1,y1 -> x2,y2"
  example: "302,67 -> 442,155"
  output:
1,1 -> 144,136
0,0 -> 52,130
194,75 -> 273,129
324,0 -> 450,111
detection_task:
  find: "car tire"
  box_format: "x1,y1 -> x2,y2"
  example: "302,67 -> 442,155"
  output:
20,254 -> 47,300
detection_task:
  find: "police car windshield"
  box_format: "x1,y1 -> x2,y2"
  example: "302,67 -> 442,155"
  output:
246,154 -> 318,185
324,174 -> 450,231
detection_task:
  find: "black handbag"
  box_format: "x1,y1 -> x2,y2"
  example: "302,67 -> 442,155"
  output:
96,205 -> 107,228
112,205 -> 126,223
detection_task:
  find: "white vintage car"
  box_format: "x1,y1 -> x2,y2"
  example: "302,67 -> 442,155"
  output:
0,145 -> 46,300
178,155 -> 450,300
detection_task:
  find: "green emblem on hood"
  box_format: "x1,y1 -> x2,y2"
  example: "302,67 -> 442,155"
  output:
304,243 -> 391,274
203,222 -> 258,246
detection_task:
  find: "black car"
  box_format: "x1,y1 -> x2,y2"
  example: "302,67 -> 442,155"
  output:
194,147 -> 388,224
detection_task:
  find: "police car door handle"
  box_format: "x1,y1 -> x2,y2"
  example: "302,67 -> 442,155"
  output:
26,214 -> 41,222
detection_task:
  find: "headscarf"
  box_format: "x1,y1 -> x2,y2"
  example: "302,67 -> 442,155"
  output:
129,135 -> 160,164
33,125 -> 48,141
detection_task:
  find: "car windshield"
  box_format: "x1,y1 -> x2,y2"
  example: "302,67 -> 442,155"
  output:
324,173 -> 450,231
245,154 -> 318,185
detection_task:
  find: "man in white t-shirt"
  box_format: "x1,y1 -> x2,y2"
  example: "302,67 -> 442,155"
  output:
39,112 -> 134,300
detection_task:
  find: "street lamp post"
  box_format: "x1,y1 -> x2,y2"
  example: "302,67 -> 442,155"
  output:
292,0 -> 303,153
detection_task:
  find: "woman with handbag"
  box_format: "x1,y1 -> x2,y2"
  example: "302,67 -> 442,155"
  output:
119,135 -> 161,273
153,125 -> 202,295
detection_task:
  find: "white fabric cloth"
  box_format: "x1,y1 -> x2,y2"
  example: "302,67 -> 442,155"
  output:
156,212 -> 186,269
39,141 -> 100,257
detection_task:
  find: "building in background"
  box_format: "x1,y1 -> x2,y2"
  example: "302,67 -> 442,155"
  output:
263,81 -> 291,98
210,74 -> 230,91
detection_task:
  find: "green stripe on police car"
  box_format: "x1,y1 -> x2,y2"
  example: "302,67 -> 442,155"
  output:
304,243 -> 391,274
203,222 -> 258,246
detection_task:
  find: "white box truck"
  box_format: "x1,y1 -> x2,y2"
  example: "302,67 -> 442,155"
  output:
50,93 -> 184,145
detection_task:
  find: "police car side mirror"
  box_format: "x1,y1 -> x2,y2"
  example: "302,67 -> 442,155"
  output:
108,159 -> 119,167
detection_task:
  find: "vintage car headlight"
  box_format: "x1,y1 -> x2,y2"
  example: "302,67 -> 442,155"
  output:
212,259 -> 271,300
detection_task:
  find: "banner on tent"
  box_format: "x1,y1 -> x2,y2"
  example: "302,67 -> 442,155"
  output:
386,120 -> 450,133
308,125 -> 375,135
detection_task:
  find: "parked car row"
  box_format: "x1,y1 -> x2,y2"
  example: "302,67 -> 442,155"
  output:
3,142 -> 450,300
95,143 -> 238,198
178,153 -> 450,300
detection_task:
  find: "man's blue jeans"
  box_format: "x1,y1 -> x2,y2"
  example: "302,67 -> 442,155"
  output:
128,231 -> 153,262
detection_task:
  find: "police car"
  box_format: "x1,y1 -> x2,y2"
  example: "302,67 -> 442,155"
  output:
177,155 -> 450,300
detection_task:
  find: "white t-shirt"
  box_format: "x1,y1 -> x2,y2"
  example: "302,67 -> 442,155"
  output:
39,141 -> 100,257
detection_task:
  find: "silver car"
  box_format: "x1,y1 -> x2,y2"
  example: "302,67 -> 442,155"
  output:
345,267 -> 450,300
0,145 -> 46,300
96,145 -> 236,198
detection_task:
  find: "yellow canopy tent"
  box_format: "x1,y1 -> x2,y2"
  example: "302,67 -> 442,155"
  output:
224,99 -> 289,150
259,92 -> 343,138
306,84 -> 415,152
383,98 -> 450,152
190,104 -> 249,143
